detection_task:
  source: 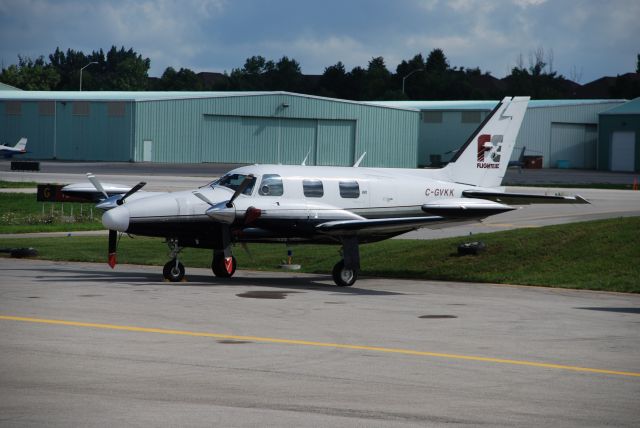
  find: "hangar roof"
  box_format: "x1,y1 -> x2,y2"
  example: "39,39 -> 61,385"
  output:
0,90 -> 419,112
365,99 -> 627,110
600,97 -> 640,115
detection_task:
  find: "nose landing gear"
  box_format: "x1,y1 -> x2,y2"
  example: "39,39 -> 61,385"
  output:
163,239 -> 185,282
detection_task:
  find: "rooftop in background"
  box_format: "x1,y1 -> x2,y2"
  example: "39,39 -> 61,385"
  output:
600,97 -> 640,115
365,99 -> 628,110
0,90 -> 419,112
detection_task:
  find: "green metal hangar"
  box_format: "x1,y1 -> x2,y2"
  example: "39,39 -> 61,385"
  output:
598,97 -> 640,172
368,99 -> 629,170
0,91 -> 420,167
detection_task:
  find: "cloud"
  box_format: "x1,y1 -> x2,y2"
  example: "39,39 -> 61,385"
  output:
1,0 -> 638,82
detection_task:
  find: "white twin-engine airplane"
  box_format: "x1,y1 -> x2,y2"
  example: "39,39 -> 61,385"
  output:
0,137 -> 28,158
63,96 -> 587,286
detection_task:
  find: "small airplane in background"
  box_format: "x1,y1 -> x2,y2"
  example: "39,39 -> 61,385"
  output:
0,138 -> 28,158
63,96 -> 588,287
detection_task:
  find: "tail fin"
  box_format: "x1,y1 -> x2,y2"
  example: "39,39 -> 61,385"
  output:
14,138 -> 27,152
439,96 -> 529,188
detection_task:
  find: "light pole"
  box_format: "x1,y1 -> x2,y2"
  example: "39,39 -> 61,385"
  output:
79,61 -> 98,91
402,68 -> 424,95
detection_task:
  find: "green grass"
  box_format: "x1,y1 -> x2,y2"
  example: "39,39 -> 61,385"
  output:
0,180 -> 39,188
0,193 -> 103,233
1,217 -> 638,293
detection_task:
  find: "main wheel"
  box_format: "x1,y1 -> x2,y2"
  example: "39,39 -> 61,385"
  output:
332,260 -> 357,287
163,260 -> 185,282
212,254 -> 237,278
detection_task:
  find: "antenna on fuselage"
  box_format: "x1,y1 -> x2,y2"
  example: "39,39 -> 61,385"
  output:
353,152 -> 366,167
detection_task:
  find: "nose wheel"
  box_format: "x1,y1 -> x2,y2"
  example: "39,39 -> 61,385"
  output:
163,259 -> 185,282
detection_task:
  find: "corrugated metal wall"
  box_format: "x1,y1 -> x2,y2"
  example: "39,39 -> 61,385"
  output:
419,102 -> 623,168
419,111 -> 488,166
517,103 -> 621,168
134,94 -> 419,167
0,99 -> 133,161
598,114 -> 640,171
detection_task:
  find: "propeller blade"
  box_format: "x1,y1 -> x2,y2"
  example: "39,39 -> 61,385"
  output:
117,181 -> 146,205
226,175 -> 254,208
108,230 -> 117,268
87,173 -> 108,199
192,191 -> 215,207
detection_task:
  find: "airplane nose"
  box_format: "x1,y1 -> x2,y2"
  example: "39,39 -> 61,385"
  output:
102,206 -> 130,232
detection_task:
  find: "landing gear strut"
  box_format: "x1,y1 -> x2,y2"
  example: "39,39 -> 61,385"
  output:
333,236 -> 360,287
163,239 -> 185,282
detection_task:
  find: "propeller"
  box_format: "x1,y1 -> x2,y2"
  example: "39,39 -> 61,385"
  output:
87,173 -> 108,199
193,175 -> 256,225
86,174 -> 146,268
117,181 -> 147,205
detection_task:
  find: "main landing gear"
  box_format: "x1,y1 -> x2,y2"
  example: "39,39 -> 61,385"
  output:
212,252 -> 237,277
332,236 -> 360,287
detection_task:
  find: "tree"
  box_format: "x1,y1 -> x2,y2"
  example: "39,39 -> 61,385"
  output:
364,56 -> 391,99
268,56 -> 303,91
49,47 -> 90,90
157,67 -> 203,90
425,48 -> 449,73
636,53 -> 640,73
229,55 -> 275,90
319,61 -> 349,97
0,55 -> 59,90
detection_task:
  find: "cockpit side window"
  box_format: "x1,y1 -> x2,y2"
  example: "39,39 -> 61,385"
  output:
303,179 -> 324,198
339,180 -> 360,198
210,173 -> 256,196
258,174 -> 284,196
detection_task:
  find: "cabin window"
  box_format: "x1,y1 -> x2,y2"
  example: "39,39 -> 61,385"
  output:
258,174 -> 284,196
339,181 -> 360,198
303,179 -> 324,198
211,173 -> 256,195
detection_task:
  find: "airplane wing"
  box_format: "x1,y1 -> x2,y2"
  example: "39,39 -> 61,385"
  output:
462,190 -> 589,205
316,198 -> 518,237
316,216 -> 446,236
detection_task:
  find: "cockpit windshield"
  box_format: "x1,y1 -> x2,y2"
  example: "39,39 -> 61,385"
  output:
208,173 -> 256,196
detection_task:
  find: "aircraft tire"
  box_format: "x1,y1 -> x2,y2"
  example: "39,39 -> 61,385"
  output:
332,260 -> 357,287
163,260 -> 185,282
212,254 -> 237,278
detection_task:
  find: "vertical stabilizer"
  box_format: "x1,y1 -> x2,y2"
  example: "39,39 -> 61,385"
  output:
439,97 -> 529,188
14,138 -> 27,152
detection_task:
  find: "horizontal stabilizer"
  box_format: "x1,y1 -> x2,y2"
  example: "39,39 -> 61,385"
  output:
463,191 -> 589,205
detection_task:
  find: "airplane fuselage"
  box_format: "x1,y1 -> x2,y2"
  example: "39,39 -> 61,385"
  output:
103,164 -> 494,247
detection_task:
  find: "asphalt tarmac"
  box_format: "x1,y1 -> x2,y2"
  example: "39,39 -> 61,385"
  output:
1,259 -> 639,427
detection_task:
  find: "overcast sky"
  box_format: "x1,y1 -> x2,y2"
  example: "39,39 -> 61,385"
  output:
1,0 -> 638,84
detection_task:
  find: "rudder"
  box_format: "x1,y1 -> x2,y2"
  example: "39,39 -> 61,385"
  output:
439,96 -> 530,188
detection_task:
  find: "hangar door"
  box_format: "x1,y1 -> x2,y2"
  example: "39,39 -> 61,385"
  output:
201,115 -> 355,165
550,123 -> 597,169
610,131 -> 636,172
